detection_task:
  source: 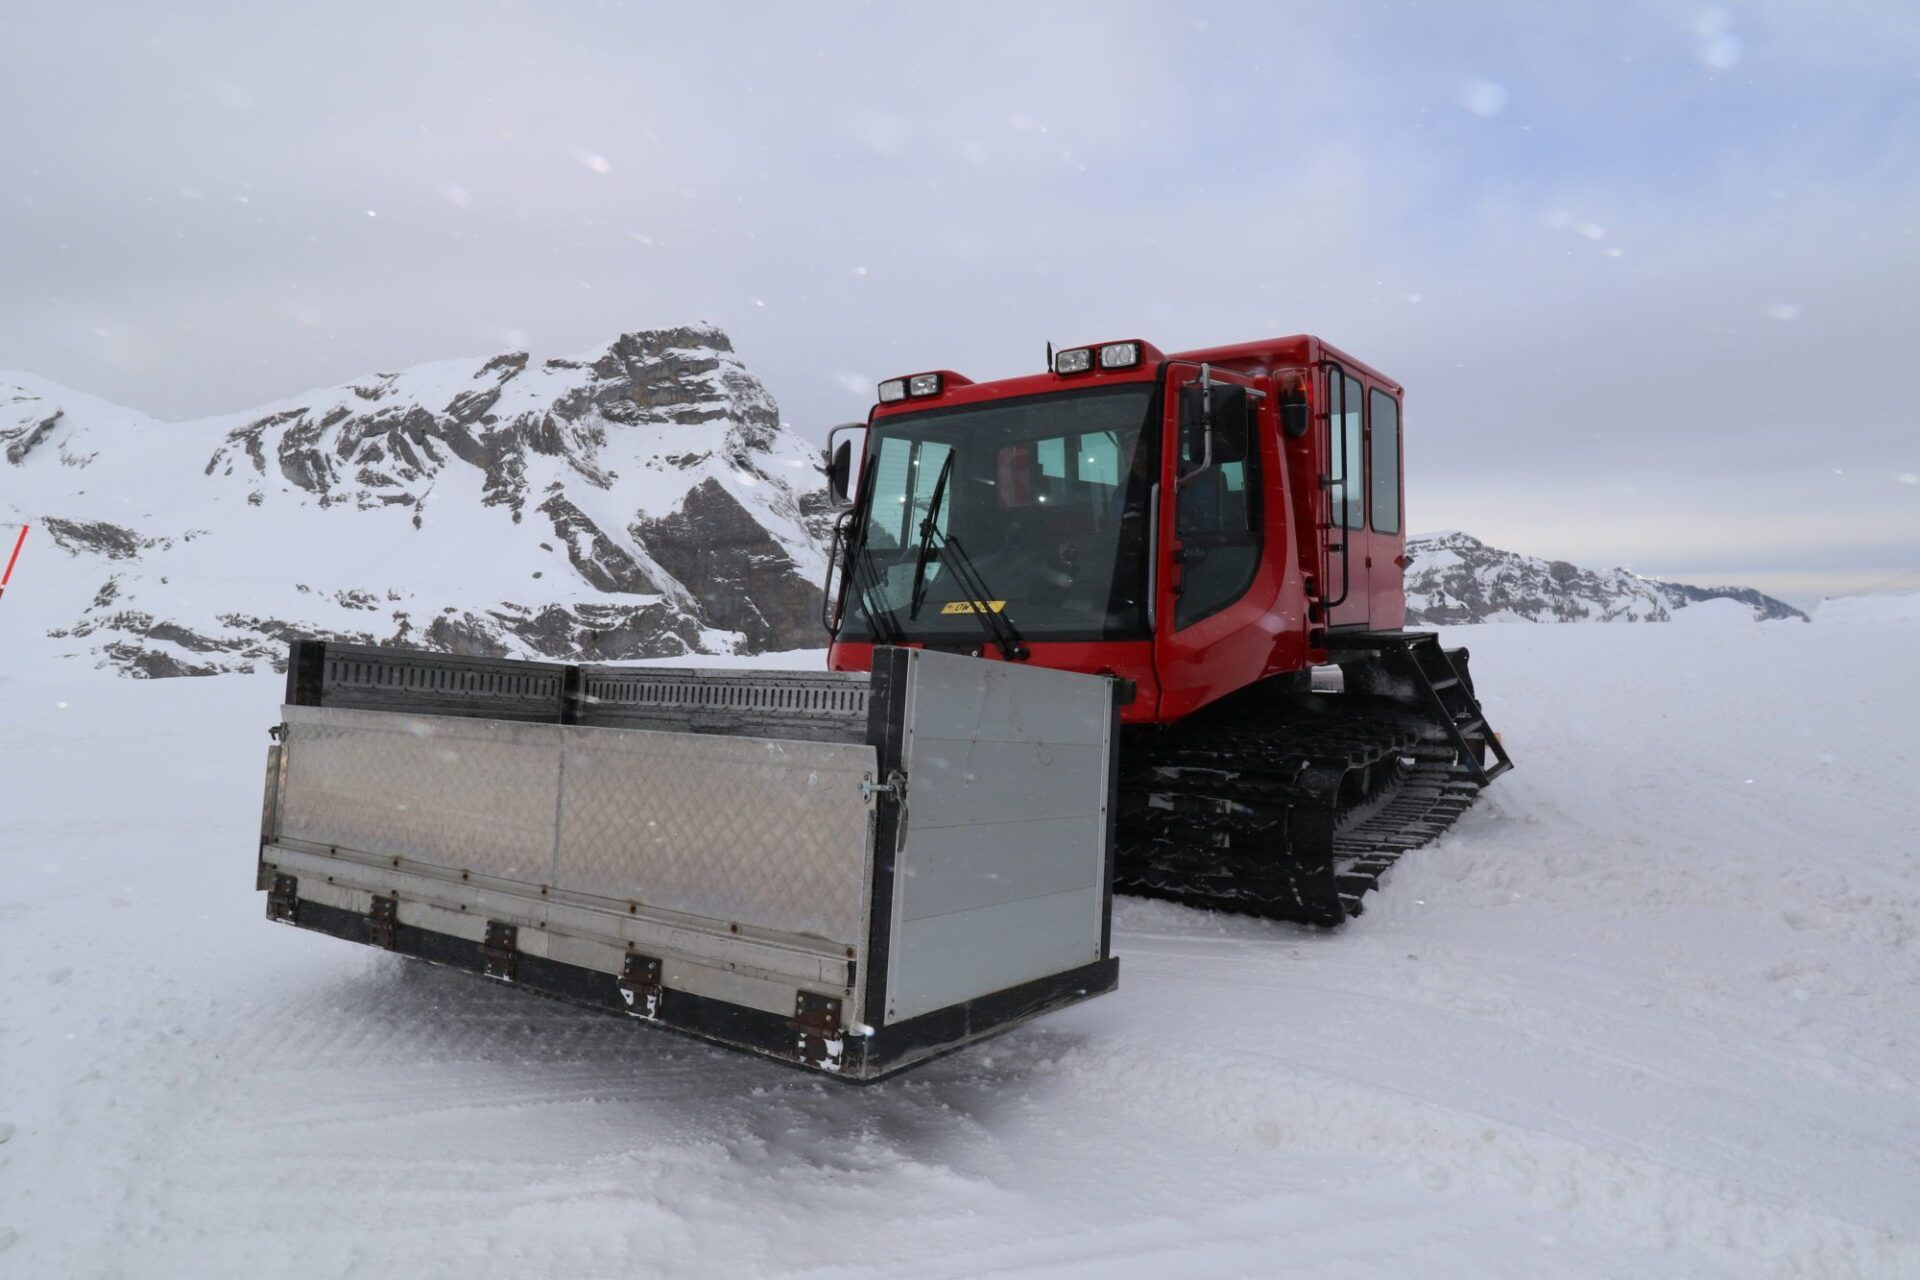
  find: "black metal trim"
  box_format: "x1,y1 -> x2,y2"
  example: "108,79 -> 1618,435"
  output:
860,646 -> 912,1027
1100,686 -> 1121,958
859,957 -> 1119,1075
281,898 -> 1116,1082
287,640 -> 326,707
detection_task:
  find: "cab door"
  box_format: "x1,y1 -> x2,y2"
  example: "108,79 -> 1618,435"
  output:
1324,364 -> 1371,628
1152,364 -> 1276,719
1364,386 -> 1406,628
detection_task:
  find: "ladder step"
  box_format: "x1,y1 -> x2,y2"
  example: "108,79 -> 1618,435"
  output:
1429,676 -> 1459,691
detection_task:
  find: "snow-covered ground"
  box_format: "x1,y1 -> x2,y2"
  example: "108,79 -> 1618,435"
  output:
1,622 -> 1915,1278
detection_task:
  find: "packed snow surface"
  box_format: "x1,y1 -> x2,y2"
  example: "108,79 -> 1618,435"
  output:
1817,590 -> 1920,624
1,623 -> 1916,1278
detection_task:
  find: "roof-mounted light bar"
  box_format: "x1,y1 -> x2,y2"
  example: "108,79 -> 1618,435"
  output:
1055,341 -> 1143,375
877,372 -> 946,404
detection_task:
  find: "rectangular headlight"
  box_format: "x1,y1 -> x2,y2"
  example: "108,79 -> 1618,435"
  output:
907,373 -> 941,397
877,378 -> 907,403
1054,348 -> 1093,374
1098,341 -> 1141,369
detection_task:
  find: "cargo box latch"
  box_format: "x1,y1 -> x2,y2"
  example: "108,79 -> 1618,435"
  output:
482,921 -> 518,981
618,953 -> 663,1021
859,769 -> 907,806
793,991 -> 845,1071
267,873 -> 299,924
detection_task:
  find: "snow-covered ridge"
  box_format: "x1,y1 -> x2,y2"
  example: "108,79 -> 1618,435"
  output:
1405,531 -> 1807,624
1,326 -> 833,676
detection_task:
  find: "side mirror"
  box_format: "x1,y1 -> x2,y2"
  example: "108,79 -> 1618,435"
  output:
823,423 -> 865,509
826,440 -> 854,506
1177,382 -> 1249,483
1280,389 -> 1310,439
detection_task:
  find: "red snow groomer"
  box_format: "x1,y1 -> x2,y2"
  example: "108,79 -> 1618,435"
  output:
822,335 -> 1511,925
252,334 -> 1510,1081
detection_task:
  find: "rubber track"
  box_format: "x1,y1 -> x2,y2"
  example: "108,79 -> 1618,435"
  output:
1114,696 -> 1485,925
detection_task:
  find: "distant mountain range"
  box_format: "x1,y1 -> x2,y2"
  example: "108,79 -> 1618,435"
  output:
3,344 -> 1813,680
1404,531 -> 1807,624
2,326 -> 832,676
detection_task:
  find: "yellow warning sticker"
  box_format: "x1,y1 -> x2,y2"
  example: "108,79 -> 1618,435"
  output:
940,599 -> 1007,615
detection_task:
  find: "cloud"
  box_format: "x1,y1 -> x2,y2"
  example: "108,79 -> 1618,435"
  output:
0,1 -> 1913,599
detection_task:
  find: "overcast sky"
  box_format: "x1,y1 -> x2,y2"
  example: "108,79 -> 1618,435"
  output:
3,2 -> 1914,602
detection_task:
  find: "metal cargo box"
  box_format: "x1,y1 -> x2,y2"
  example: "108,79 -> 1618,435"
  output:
256,642 -> 1120,1080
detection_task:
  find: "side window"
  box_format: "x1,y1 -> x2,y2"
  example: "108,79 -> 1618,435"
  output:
1078,432 -> 1120,486
1368,389 -> 1400,534
1328,368 -> 1344,533
1342,372 -> 1365,529
870,436 -> 954,547
866,434 -> 915,548
1176,392 -> 1261,628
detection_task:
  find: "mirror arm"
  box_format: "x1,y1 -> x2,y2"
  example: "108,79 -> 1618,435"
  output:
1178,363 -> 1216,488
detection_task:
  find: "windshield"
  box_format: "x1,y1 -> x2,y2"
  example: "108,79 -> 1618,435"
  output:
840,383 -> 1160,643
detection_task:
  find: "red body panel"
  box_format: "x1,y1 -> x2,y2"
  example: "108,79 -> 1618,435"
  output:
826,336 -> 1406,727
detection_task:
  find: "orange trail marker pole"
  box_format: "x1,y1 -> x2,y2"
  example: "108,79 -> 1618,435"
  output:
0,524 -> 26,603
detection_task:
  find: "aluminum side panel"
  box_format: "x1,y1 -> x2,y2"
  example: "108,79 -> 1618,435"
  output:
890,889 -> 1106,1017
273,705 -> 875,948
883,651 -> 1113,1024
556,726 -> 875,944
278,706 -> 560,885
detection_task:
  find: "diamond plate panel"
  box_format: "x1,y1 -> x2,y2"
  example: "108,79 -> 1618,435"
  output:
273,705 -> 876,949
277,706 -> 561,885
557,729 -> 874,945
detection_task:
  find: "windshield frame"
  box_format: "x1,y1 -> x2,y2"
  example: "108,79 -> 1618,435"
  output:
836,379 -> 1165,646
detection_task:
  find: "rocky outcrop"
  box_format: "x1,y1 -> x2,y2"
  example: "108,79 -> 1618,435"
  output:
1406,532 -> 1807,624
3,326 -> 831,676
632,478 -> 823,651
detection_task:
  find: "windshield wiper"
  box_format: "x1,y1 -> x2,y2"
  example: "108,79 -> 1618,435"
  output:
908,451 -> 956,619
928,530 -> 1029,661
836,453 -> 905,645
901,452 -> 1028,659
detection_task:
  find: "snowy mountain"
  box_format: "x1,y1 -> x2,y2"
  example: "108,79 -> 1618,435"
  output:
1405,531 -> 1806,624
1,327 -> 834,676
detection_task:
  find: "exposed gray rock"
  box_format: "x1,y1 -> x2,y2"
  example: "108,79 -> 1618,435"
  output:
42,518 -> 156,561
4,326 -> 831,677
3,408 -> 61,464
1406,532 -> 1807,624
1653,579 -> 1807,622
633,478 -> 825,651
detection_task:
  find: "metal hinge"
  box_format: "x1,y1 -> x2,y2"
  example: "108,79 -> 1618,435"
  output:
266,873 -> 299,924
368,895 -> 398,949
618,952 -> 664,1021
859,769 -> 907,806
482,921 -> 518,981
793,991 -> 845,1071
